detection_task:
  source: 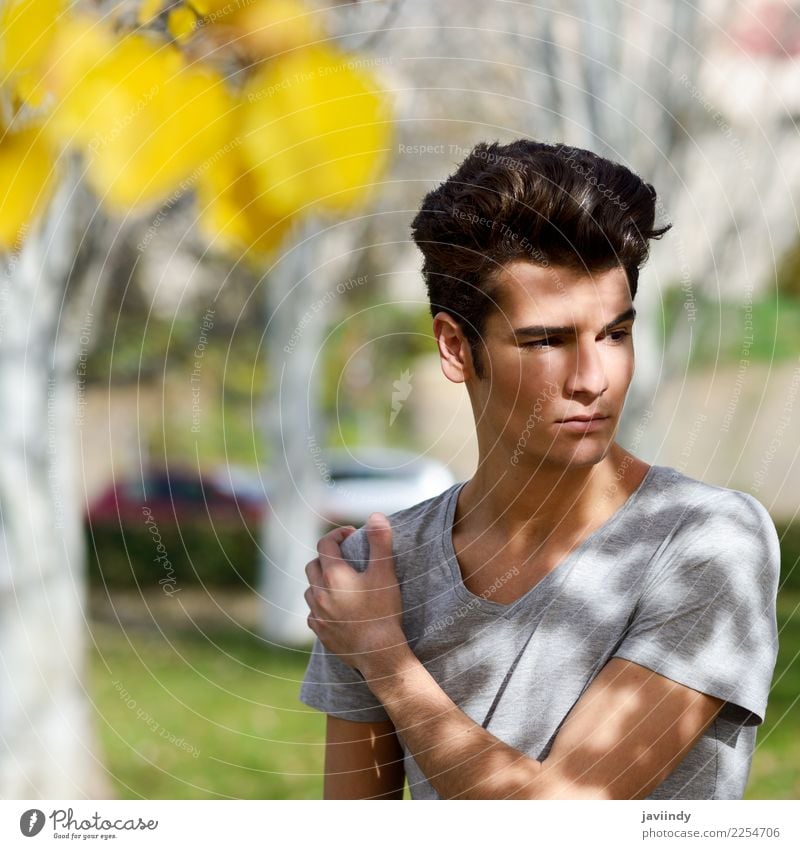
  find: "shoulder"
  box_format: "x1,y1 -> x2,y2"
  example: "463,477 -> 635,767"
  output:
339,482 -> 464,571
648,466 -> 779,575
655,466 -> 775,532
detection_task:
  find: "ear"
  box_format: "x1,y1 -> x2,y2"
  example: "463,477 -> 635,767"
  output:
432,312 -> 477,384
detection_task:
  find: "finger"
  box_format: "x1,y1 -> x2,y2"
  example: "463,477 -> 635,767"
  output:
305,558 -> 323,587
317,530 -> 352,565
318,525 -> 356,552
304,588 -> 331,617
366,512 -> 394,566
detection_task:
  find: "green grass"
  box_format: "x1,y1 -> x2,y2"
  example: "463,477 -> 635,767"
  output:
746,590 -> 800,799
90,591 -> 800,799
89,621 -> 326,799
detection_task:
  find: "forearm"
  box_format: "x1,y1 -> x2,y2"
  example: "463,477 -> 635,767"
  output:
324,716 -> 406,800
360,646 -> 544,800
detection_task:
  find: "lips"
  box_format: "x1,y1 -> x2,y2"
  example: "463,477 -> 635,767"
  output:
556,414 -> 610,433
558,414 -> 608,423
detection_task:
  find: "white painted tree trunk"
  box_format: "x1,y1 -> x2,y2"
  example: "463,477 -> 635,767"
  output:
0,163 -> 105,797
259,218 -> 367,647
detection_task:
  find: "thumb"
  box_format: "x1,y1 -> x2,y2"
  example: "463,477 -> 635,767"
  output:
366,512 -> 394,567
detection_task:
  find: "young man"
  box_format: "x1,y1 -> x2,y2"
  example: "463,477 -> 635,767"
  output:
299,139 -> 780,800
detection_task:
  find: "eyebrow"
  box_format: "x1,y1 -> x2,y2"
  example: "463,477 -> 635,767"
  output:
512,307 -> 637,339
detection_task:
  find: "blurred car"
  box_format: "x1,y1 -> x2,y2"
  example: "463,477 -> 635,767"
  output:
86,468 -> 268,528
316,447 -> 456,527
86,449 -> 455,531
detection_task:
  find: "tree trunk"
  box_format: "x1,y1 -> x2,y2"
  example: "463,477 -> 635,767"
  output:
259,217 -> 366,647
0,161 -> 106,797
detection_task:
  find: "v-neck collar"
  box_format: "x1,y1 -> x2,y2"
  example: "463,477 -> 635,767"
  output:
439,465 -> 661,616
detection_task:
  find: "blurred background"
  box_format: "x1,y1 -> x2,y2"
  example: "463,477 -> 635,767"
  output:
1,0 -> 798,800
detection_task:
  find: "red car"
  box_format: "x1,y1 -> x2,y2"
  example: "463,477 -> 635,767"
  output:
86,468 -> 268,529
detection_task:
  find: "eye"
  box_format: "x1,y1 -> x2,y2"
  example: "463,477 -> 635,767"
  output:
521,336 -> 562,349
606,328 -> 631,343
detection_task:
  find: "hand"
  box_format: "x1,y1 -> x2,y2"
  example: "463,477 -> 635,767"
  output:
304,513 -> 409,676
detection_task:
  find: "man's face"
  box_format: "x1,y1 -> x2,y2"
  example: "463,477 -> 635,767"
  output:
467,260 -> 636,470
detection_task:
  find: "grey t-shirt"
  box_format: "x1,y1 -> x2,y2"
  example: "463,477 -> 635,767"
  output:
299,464 -> 780,799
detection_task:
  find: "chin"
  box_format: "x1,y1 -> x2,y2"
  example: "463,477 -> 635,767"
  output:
552,438 -> 613,469
512,442 -> 609,472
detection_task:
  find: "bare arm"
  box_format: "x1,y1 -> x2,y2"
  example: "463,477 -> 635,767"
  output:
323,716 -> 406,799
362,652 -> 724,799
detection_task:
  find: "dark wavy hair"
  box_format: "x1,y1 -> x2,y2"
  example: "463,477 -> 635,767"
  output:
410,139 -> 670,378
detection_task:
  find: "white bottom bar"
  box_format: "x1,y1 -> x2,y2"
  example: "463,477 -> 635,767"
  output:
2,800 -> 797,848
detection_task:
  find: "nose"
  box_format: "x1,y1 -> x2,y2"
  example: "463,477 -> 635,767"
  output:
563,338 -> 609,400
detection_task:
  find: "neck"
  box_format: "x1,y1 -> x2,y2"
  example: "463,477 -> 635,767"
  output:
456,443 -> 646,548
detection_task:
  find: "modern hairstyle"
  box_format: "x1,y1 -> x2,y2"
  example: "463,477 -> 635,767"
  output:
410,139 -> 670,378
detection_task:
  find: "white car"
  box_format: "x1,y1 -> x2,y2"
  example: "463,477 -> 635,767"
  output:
212,449 -> 456,529
316,448 -> 456,527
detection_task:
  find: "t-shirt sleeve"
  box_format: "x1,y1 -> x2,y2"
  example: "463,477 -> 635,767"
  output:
612,490 -> 780,726
298,527 -> 391,723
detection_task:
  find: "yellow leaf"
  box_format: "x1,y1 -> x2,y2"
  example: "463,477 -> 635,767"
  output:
196,132 -> 293,259
0,121 -> 57,251
137,0 -> 164,26
240,44 -> 392,217
192,0 -> 317,34
235,0 -> 322,56
0,0 -> 64,100
190,0 -> 216,15
45,16 -> 121,118
9,69 -> 49,108
48,22 -> 233,211
167,7 -> 197,43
